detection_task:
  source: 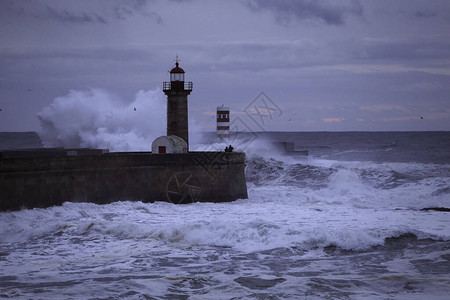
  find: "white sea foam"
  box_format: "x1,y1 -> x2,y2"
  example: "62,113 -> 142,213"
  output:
1,189 -> 449,253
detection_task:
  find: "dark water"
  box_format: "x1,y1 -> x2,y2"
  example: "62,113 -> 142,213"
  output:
252,131 -> 450,164
0,131 -> 449,299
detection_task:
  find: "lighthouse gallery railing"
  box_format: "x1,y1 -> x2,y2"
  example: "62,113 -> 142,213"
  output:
163,82 -> 193,91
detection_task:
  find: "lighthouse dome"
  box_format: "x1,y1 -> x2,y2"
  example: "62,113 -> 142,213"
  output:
170,62 -> 185,73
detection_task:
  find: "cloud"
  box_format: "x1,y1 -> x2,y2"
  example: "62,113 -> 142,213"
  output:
360,105 -> 408,113
0,0 -> 107,24
0,0 -> 23,16
414,10 -> 438,19
400,82 -> 443,92
322,118 -> 344,123
330,64 -> 450,76
380,116 -> 420,122
161,39 -> 325,72
426,111 -> 450,120
113,0 -> 163,23
45,6 -> 107,24
244,0 -> 363,25
1,0 -> 166,25
356,36 -> 450,64
0,46 -> 154,65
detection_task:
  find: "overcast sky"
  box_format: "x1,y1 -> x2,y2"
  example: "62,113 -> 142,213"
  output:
1,0 -> 449,132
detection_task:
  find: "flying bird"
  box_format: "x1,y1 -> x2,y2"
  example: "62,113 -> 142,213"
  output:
134,107 -> 136,111
420,116 -> 424,119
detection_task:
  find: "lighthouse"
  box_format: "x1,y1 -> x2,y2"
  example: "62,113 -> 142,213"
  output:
217,105 -> 230,139
163,58 -> 193,149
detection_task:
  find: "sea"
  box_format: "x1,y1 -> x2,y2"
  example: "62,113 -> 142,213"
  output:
0,131 -> 449,299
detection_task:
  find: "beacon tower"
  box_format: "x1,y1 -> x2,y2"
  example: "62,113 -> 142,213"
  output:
217,105 -> 230,138
163,59 -> 193,149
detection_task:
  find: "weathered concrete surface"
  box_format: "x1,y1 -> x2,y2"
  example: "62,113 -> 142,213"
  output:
0,151 -> 247,211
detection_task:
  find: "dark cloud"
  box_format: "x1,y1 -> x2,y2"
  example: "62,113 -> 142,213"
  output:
358,37 -> 450,63
45,6 -> 107,24
414,10 -> 438,19
114,5 -> 134,20
0,47 -> 153,62
412,9 -> 450,23
0,0 -> 107,24
244,0 -> 363,25
113,0 -> 163,23
1,0 -> 164,25
0,0 -> 26,16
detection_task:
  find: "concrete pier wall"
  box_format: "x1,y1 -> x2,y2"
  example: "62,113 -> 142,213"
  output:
0,152 -> 247,211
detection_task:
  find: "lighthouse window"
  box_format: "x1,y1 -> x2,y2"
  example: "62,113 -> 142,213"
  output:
171,73 -> 184,81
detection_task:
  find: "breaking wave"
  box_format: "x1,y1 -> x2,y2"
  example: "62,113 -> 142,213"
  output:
245,155 -> 450,210
37,88 -> 166,152
1,195 -> 448,254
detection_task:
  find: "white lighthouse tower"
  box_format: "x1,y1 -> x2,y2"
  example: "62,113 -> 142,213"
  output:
216,105 -> 230,139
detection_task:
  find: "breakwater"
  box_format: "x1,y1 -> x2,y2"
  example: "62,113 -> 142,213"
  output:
0,150 -> 247,211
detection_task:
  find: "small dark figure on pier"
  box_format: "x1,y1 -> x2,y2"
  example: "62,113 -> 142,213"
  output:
225,145 -> 234,153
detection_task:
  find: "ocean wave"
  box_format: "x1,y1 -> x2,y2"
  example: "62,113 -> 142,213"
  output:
1,201 -> 449,254
245,155 -> 450,208
432,187 -> 450,197
1,156 -> 449,253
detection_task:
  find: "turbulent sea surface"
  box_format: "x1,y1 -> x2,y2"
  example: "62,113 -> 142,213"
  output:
1,131 -> 449,299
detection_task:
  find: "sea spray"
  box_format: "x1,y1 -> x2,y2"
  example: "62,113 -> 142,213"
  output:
37,88 -> 207,151
37,88 -> 166,151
